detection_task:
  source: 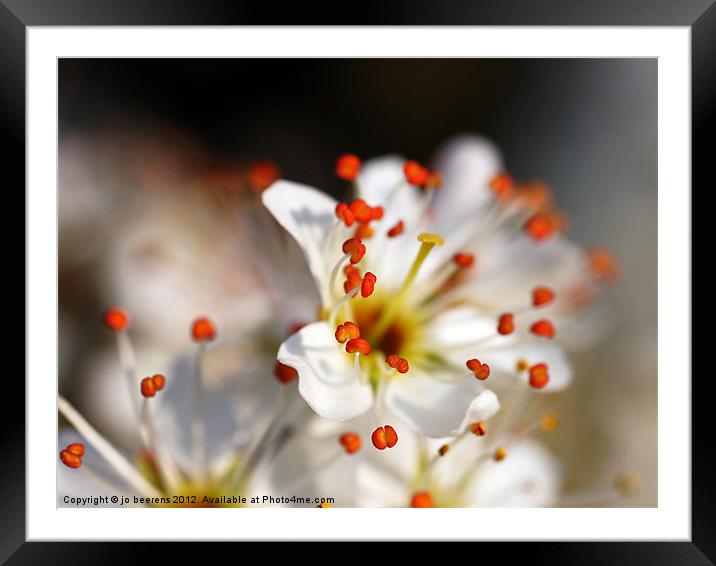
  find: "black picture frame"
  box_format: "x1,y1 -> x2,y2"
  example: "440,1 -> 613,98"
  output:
6,1 -> 706,562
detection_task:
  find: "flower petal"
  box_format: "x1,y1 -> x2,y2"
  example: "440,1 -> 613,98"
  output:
262,181 -> 339,303
430,134 -> 502,240
278,322 -> 373,420
384,371 -> 485,437
460,438 -> 562,507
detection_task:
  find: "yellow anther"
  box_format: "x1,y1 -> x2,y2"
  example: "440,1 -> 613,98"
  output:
540,413 -> 559,432
417,233 -> 445,246
494,447 -> 507,462
516,359 -> 530,372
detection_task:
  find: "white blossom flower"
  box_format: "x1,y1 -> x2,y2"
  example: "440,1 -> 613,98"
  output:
262,135 -> 615,441
58,313 -> 312,507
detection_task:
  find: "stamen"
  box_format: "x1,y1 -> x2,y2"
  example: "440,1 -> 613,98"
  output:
493,446 -> 507,461
103,307 -> 130,332
466,358 -> 490,380
191,317 -> 215,486
426,172 -> 443,190
274,361 -> 298,384
348,199 -> 373,224
247,160 -> 280,193
588,246 -> 620,280
140,374 -> 166,398
489,172 -> 514,200
386,354 -> 409,374
524,213 -> 556,241
328,286 -> 360,327
339,433 -> 362,455
342,237 -> 366,264
528,363 -> 550,389
470,421 -> 487,436
335,321 -> 361,344
404,160 -> 430,186
335,154 -> 361,181
452,252 -> 475,268
361,272 -> 377,298
387,220 -> 405,238
530,320 -> 556,338
371,425 -> 398,450
532,286 -> 555,307
105,309 -> 141,420
410,491 -> 435,508
58,396 -> 162,498
438,444 -> 449,457
191,317 -> 217,343
60,443 -> 85,469
335,203 -> 355,227
345,338 -> 371,356
497,313 -> 515,335
516,359 -> 530,372
355,223 -> 374,239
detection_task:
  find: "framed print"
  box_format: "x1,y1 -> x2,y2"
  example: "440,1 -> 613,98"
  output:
7,0 -> 706,562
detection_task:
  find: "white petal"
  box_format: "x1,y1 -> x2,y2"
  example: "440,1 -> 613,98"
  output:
452,390 -> 500,435
277,322 -> 373,420
262,181 -> 338,303
384,372 -> 485,437
431,134 -> 502,239
460,438 -> 562,507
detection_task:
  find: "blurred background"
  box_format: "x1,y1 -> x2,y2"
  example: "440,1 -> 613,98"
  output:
59,58 -> 657,505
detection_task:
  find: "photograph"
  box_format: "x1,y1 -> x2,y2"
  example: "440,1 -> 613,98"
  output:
56,57 -> 657,510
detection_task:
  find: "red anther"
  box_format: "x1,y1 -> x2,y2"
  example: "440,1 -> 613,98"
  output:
370,206 -> 384,221
588,246 -> 620,281
453,252 -> 475,268
191,317 -> 216,343
342,237 -> 367,264
524,213 -> 556,242
335,321 -> 361,343
60,448 -> 83,469
466,358 -> 490,380
248,160 -> 280,192
274,361 -> 298,384
519,181 -> 553,209
529,363 -> 550,389
348,199 -> 374,224
411,491 -> 435,508
371,425 -> 398,450
470,421 -> 487,436
336,154 -> 361,182
438,444 -> 449,456
335,202 -> 356,227
361,272 -> 377,298
497,313 -> 515,335
384,425 -> 398,447
344,273 -> 362,293
141,377 -> 157,398
404,160 -> 430,186
66,443 -> 85,457
345,338 -> 371,356
489,172 -> 514,199
151,374 -> 166,391
339,432 -> 362,454
387,220 -> 405,238
386,354 -> 409,374
531,319 -> 556,338
103,308 -> 130,332
355,223 -> 375,239
532,286 -> 555,307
